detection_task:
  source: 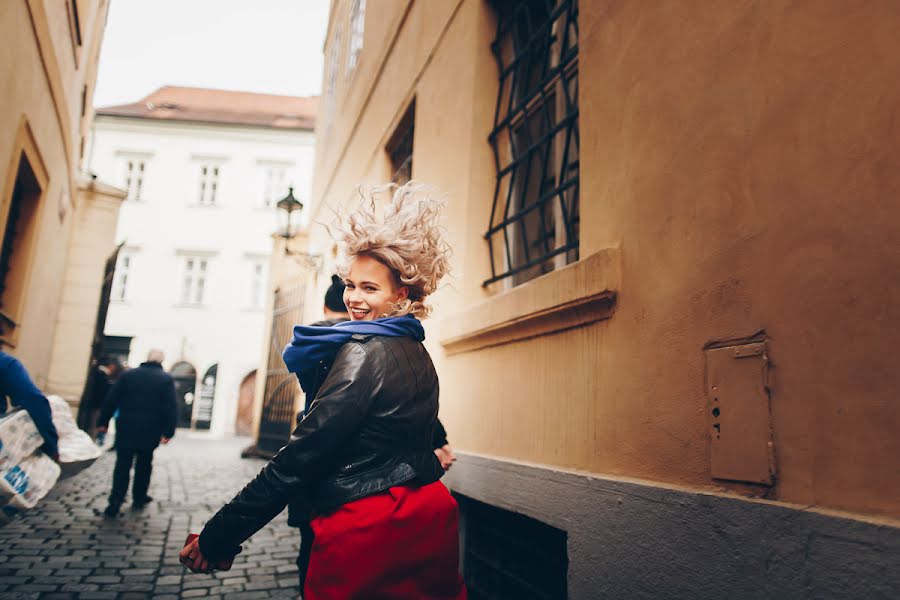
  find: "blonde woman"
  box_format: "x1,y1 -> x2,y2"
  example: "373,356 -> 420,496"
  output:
180,183 -> 466,599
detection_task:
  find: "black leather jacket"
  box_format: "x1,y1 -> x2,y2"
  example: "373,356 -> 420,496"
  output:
198,333 -> 446,562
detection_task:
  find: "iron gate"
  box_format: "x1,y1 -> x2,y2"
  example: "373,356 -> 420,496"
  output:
257,284 -> 306,454
76,243 -> 122,432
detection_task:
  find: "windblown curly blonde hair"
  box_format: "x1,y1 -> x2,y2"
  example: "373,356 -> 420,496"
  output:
330,182 -> 451,319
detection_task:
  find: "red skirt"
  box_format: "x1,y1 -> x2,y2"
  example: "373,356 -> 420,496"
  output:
304,481 -> 467,600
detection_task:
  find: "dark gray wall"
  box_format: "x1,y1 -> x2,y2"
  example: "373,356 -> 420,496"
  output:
444,453 -> 900,599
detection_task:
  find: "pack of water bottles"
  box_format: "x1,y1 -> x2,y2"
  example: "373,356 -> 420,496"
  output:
0,408 -> 44,472
0,396 -> 102,524
0,409 -> 61,524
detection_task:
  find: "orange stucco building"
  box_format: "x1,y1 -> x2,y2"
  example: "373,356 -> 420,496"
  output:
264,1 -> 900,596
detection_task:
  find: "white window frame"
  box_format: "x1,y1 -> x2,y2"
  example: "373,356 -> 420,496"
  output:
123,159 -> 146,201
249,260 -> 266,309
197,164 -> 220,206
116,151 -> 153,200
180,256 -> 209,305
111,251 -> 133,302
346,0 -> 366,77
261,165 -> 288,207
324,26 -> 342,132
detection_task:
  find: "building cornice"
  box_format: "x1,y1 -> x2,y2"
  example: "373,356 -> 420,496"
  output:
93,114 -> 316,145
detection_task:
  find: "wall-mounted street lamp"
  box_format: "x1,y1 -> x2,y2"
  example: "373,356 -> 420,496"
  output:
276,186 -> 322,270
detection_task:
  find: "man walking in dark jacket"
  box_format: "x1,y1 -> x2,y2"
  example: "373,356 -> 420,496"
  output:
97,349 -> 176,517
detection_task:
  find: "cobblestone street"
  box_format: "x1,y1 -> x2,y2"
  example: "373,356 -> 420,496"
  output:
0,435 -> 302,599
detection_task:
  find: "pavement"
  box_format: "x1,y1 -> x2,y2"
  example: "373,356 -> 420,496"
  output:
0,434 -> 302,599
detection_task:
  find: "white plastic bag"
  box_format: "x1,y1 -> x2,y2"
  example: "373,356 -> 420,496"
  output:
47,395 -> 101,478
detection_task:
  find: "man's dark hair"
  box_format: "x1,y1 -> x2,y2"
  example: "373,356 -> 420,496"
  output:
324,274 -> 347,313
98,356 -> 120,368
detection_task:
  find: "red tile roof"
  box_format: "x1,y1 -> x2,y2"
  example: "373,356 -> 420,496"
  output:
96,86 -> 318,130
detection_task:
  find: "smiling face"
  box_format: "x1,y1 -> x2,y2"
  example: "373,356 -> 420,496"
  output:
343,255 -> 409,321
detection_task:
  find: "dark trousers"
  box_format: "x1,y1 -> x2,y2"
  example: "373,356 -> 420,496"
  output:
296,520 -> 314,591
109,447 -> 154,506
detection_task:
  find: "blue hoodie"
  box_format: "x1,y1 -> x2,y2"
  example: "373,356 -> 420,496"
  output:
0,352 -> 59,457
282,315 -> 424,394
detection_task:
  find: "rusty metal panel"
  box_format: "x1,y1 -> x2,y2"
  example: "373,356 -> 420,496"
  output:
706,341 -> 774,484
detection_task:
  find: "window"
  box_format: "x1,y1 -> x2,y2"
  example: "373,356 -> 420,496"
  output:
67,1 -> 83,46
123,159 -> 145,201
249,261 -> 266,309
262,166 -> 287,207
347,0 -> 367,76
198,165 -> 220,206
485,0 -> 580,287
386,102 -> 415,185
111,252 -> 132,302
180,257 -> 209,305
456,494 -> 568,599
324,26 -> 343,131
0,149 -> 44,345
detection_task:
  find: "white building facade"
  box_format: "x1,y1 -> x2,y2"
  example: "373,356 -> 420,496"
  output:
88,86 -> 317,436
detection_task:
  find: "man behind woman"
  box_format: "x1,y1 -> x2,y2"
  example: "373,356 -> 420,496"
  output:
181,183 -> 466,599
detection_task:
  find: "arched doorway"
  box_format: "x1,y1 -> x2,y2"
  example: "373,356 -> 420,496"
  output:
195,363 -> 217,430
170,361 -> 197,428
235,370 -> 256,436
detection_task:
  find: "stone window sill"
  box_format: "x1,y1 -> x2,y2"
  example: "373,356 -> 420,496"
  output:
437,248 -> 619,355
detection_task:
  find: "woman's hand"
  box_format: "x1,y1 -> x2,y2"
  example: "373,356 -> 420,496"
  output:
180,536 -> 236,573
179,536 -> 212,573
434,444 -> 457,471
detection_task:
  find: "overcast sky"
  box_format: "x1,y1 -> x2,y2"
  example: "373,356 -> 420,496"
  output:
93,0 -> 330,107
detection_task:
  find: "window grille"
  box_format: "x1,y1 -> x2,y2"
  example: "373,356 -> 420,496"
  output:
387,102 -> 415,185
485,0 -> 580,287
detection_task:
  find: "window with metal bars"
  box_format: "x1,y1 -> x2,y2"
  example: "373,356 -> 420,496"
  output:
485,0 -> 579,287
457,494 -> 568,599
387,102 -> 415,185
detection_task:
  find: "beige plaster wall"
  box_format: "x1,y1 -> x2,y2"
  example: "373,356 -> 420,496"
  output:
308,0 -> 900,519
570,0 -> 900,517
45,180 -> 125,405
0,0 -> 110,384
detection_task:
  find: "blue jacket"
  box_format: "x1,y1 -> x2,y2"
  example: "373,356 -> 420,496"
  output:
0,351 -> 59,457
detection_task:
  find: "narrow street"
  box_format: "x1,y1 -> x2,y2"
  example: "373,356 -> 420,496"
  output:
0,435 -> 302,599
